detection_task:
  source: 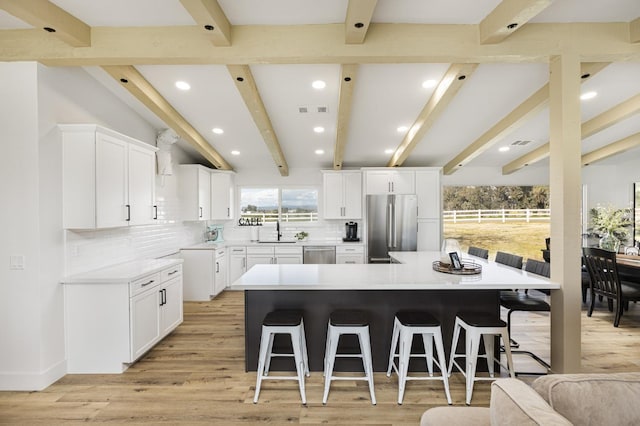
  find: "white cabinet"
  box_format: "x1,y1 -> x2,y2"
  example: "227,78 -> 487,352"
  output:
416,169 -> 442,219
61,124 -> 158,229
417,219 -> 441,251
214,248 -> 227,295
246,245 -> 303,268
180,247 -> 227,300
275,245 -> 303,264
211,171 -> 235,220
178,164 -> 212,221
336,245 -> 365,264
322,171 -> 362,219
180,249 -> 214,301
64,260 -> 183,373
228,246 -> 247,286
415,168 -> 442,250
364,170 -> 415,194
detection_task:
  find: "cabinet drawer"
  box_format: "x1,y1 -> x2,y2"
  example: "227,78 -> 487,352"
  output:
130,272 -> 161,297
247,246 -> 275,255
160,264 -> 182,282
229,246 -> 247,255
336,245 -> 364,255
336,254 -> 365,264
275,246 -> 303,255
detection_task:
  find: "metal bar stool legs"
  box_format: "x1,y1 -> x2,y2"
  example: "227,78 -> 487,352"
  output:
447,312 -> 515,405
386,311 -> 452,405
322,310 -> 376,405
254,310 -> 309,404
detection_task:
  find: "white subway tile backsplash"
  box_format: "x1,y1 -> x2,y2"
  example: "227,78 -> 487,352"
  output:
65,221 -> 204,275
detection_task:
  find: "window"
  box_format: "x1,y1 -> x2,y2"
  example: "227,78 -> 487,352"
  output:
240,187 -> 318,223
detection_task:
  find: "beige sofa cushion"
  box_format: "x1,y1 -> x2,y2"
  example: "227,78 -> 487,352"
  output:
420,407 -> 490,426
532,373 -> 640,426
490,379 -> 572,425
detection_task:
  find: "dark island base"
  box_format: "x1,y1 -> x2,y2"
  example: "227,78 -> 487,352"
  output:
244,289 -> 500,373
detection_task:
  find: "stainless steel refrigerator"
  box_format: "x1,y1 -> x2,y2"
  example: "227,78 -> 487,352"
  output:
367,194 -> 418,263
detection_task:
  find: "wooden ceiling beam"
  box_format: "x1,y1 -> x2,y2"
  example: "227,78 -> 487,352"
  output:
0,0 -> 90,47
631,17 -> 640,43
345,0 -> 378,44
387,63 -> 479,167
443,85 -> 548,175
102,65 -> 232,170
582,132 -> 640,166
1,23 -> 640,66
179,0 -> 231,46
480,0 -> 553,44
227,65 -> 289,176
502,63 -> 613,175
333,64 -> 358,170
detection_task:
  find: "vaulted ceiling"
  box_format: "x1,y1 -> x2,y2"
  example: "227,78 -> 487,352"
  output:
1,0 -> 640,177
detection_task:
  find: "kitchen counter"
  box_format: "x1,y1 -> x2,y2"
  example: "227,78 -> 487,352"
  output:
235,251 -> 558,372
230,250 -> 558,291
182,240 -> 363,250
62,258 -> 183,284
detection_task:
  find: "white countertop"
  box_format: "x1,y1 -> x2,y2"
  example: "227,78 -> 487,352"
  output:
181,240 -> 363,250
230,251 -> 560,291
62,258 -> 183,284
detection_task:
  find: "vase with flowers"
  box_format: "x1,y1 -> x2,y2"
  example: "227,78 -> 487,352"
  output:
588,204 -> 632,253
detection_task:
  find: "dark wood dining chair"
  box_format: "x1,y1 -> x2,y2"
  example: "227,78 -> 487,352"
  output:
468,246 -> 489,259
582,247 -> 640,327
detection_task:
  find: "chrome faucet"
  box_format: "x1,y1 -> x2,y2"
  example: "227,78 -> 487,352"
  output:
276,220 -> 282,241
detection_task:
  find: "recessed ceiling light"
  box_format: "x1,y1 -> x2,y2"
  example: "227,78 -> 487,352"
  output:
212,127 -> 224,134
315,149 -> 325,155
422,79 -> 437,89
580,91 -> 597,100
498,146 -> 510,152
175,81 -> 191,91
313,126 -> 325,133
397,126 -> 408,133
231,150 -> 240,156
312,80 -> 326,89
384,149 -> 394,154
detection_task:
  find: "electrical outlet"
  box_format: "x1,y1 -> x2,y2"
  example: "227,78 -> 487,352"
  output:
9,255 -> 25,270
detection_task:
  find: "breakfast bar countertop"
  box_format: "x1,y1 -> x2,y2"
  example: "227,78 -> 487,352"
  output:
230,250 -> 559,291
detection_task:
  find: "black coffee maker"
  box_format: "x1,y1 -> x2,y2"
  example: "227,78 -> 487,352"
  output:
343,222 -> 359,242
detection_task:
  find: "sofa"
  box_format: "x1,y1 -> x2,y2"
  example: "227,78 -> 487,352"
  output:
420,373 -> 640,426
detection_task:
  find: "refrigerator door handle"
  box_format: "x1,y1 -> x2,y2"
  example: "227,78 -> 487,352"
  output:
393,203 -> 398,247
387,203 -> 393,246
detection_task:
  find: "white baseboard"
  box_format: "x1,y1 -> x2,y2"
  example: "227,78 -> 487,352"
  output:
0,359 -> 67,391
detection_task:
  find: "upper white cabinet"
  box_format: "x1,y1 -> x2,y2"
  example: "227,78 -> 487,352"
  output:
364,169 -> 415,194
210,171 -> 235,220
61,124 -> 157,229
178,164 -> 212,221
322,171 -> 362,219
415,169 -> 442,219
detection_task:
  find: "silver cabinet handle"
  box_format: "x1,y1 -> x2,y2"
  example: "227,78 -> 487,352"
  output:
199,206 -> 203,218
216,262 -> 219,273
141,279 -> 154,287
168,270 -> 179,276
227,207 -> 230,217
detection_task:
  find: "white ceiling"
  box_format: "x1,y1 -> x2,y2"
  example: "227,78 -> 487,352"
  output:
2,0 -> 640,176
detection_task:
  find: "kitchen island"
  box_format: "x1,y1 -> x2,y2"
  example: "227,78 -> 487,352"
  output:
230,251 -> 559,372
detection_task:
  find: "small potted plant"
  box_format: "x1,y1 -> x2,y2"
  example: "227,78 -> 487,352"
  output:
295,231 -> 309,242
588,204 -> 632,252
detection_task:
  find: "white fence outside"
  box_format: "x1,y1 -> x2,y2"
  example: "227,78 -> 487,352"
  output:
443,209 -> 550,223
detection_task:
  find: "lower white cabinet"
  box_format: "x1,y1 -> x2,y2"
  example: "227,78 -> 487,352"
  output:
181,247 -> 228,300
64,260 -> 183,374
275,246 -> 303,264
228,246 -> 247,286
336,245 -> 365,264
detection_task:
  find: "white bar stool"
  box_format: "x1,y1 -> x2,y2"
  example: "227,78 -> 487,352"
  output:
322,310 -> 376,405
447,311 -> 515,405
386,311 -> 452,405
254,310 -> 309,404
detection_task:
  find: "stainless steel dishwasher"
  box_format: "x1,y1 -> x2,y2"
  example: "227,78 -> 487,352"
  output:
303,246 -> 336,264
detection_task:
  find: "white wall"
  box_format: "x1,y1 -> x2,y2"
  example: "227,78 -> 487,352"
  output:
0,63 -> 201,390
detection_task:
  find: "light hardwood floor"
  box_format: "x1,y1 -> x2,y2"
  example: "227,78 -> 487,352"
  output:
1,290 -> 638,425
